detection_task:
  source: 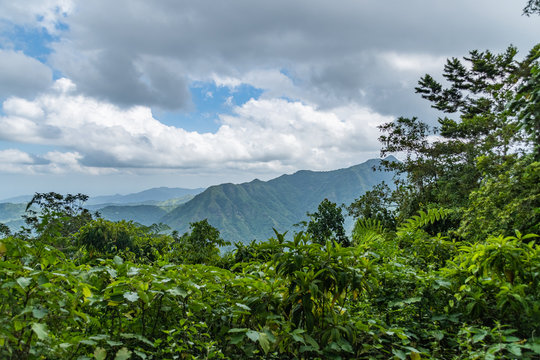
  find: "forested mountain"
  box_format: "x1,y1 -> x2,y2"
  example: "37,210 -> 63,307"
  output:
161,157 -> 396,242
0,203 -> 27,231
0,161 -> 393,236
96,205 -> 168,225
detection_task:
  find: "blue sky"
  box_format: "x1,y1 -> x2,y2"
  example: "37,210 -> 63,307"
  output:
0,0 -> 538,200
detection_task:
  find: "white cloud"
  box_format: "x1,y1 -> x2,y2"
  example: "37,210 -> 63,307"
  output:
0,148 -> 116,175
0,149 -> 34,164
0,78 -> 391,175
0,50 -> 53,98
379,52 -> 447,73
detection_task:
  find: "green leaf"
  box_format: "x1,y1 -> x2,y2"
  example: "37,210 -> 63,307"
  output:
229,334 -> 245,345
507,344 -> 522,356
32,307 -> 48,319
392,349 -> 407,360
167,287 -> 187,298
123,291 -> 139,302
94,347 -> 107,360
107,340 -> 123,346
80,339 -> 97,345
113,256 -> 124,265
114,347 -> 131,360
246,330 -> 259,342
13,321 -> 23,331
527,342 -> 540,354
228,328 -> 248,333
31,322 -> 49,340
258,332 -> 270,354
235,303 -> 251,311
17,277 -> 32,289
133,350 -> 147,359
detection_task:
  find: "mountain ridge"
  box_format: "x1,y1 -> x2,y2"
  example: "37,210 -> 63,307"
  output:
161,157 -> 395,242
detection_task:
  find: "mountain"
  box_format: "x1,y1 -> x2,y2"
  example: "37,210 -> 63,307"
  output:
0,195 -> 33,204
96,205 -> 168,225
0,203 -> 27,232
161,158 -> 396,243
86,187 -> 204,206
0,188 -> 204,231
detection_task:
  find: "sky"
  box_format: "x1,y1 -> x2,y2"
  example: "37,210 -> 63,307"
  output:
0,0 -> 538,200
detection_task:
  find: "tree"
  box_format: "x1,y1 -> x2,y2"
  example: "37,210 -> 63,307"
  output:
307,199 -> 350,246
374,45 -> 532,225
0,223 -> 10,238
458,156 -> 540,239
510,44 -> 540,159
523,0 -> 540,15
175,219 -> 229,264
77,219 -> 135,254
347,183 -> 397,229
23,192 -> 95,248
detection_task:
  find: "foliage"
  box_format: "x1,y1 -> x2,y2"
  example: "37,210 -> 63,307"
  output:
375,46 -> 530,226
348,182 -> 397,230
510,43 -> 540,157
173,219 -> 230,265
459,156 -> 540,239
523,0 -> 540,15
0,223 -> 11,238
307,198 -> 350,246
22,192 -> 95,251
2,205 -> 538,359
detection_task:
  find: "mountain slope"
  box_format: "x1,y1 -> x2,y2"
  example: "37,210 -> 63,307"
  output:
161,158 -> 395,242
97,205 -> 168,225
87,187 -> 204,206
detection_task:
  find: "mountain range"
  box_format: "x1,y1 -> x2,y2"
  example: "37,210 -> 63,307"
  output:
1,158 -> 395,242
162,157 -> 395,242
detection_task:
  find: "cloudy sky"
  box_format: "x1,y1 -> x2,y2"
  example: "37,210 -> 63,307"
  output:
0,0 -> 538,199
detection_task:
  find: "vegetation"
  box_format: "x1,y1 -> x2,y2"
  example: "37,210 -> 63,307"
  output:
0,41 -> 538,358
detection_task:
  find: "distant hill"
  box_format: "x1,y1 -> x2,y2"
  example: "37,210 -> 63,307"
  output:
0,195 -> 33,204
86,187 -> 204,206
161,158 -> 396,243
97,205 -> 168,225
0,187 -> 204,232
0,203 -> 27,232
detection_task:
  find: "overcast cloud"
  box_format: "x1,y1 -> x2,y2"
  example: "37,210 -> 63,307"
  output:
0,0 -> 538,198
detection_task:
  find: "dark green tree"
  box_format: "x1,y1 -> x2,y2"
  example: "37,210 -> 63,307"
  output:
510,44 -> 540,159
0,223 -> 10,238
523,0 -> 540,15
23,192 -> 95,248
77,218 -> 135,254
347,182 -> 397,229
307,199 -> 350,246
175,219 -> 229,264
374,45 -> 532,225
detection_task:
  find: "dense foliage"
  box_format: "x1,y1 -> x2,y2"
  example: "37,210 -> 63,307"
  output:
1,42 -> 539,358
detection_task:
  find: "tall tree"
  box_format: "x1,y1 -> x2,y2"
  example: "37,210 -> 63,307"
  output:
307,199 -> 350,246
375,46 -> 530,221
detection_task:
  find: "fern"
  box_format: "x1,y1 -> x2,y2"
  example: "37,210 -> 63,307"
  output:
352,218 -> 384,245
396,208 -> 453,237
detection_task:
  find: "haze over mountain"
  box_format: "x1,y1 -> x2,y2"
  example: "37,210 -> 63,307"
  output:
0,187 -> 204,230
1,158 -> 395,238
86,187 -> 204,206
161,157 -> 396,242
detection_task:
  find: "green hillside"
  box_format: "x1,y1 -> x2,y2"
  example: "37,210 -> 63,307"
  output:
96,205 -> 168,225
0,203 -> 26,223
161,158 -> 395,242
